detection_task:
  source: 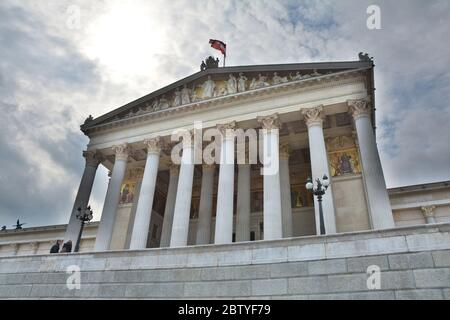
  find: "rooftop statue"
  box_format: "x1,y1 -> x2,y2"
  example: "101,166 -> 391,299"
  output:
359,52 -> 373,62
200,56 -> 220,71
84,115 -> 93,125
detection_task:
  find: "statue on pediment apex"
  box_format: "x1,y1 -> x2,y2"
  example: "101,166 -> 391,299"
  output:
200,56 -> 219,71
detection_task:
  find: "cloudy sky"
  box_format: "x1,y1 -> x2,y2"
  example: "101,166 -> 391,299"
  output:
0,0 -> 449,227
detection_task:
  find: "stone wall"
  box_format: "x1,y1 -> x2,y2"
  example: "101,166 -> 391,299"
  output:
1,224 -> 449,299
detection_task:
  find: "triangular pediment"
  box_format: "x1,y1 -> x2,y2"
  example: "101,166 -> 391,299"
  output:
82,60 -> 373,133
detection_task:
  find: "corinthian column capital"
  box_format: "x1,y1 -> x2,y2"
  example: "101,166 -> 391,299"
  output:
144,137 -> 161,154
301,106 -> 324,128
83,150 -> 103,167
421,205 -> 436,218
257,113 -> 281,130
217,121 -> 237,137
348,98 -> 371,119
113,144 -> 130,161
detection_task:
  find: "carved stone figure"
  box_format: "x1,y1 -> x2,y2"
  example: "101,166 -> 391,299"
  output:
256,74 -> 270,88
249,78 -> 258,90
173,88 -> 182,107
290,71 -> 303,81
190,85 -> 199,102
238,72 -> 247,92
181,84 -> 191,105
216,86 -> 227,97
226,74 -> 237,94
199,75 -> 216,99
150,99 -> 159,111
272,72 -> 288,84
158,95 -> 169,110
311,69 -> 322,77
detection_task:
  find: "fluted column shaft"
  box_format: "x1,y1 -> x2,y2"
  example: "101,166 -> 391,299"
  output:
258,114 -> 283,240
236,164 -> 251,242
279,144 -> 293,238
129,138 -> 161,249
349,99 -> 394,229
302,107 -> 337,234
95,144 -> 129,251
196,165 -> 215,245
214,122 -> 236,244
160,165 -> 179,247
65,150 -> 101,243
170,144 -> 195,247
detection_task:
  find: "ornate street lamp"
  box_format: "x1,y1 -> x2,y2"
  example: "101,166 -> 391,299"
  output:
305,175 -> 330,235
75,205 -> 94,253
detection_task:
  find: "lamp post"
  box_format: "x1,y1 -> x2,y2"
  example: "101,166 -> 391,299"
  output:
305,175 -> 330,235
75,205 -> 93,253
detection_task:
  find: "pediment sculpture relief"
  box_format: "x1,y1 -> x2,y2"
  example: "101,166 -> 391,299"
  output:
115,68 -> 337,121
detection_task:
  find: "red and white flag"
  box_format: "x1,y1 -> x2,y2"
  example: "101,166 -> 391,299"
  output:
209,39 -> 226,57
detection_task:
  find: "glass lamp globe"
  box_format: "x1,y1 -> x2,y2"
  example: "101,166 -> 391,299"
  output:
322,175 -> 330,187
305,179 -> 313,190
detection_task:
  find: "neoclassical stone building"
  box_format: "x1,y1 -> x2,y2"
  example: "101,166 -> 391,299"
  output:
1,56 -> 449,299
58,56 -> 448,252
2,56 -> 450,255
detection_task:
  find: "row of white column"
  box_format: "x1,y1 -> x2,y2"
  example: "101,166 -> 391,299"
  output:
65,98 -> 394,251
